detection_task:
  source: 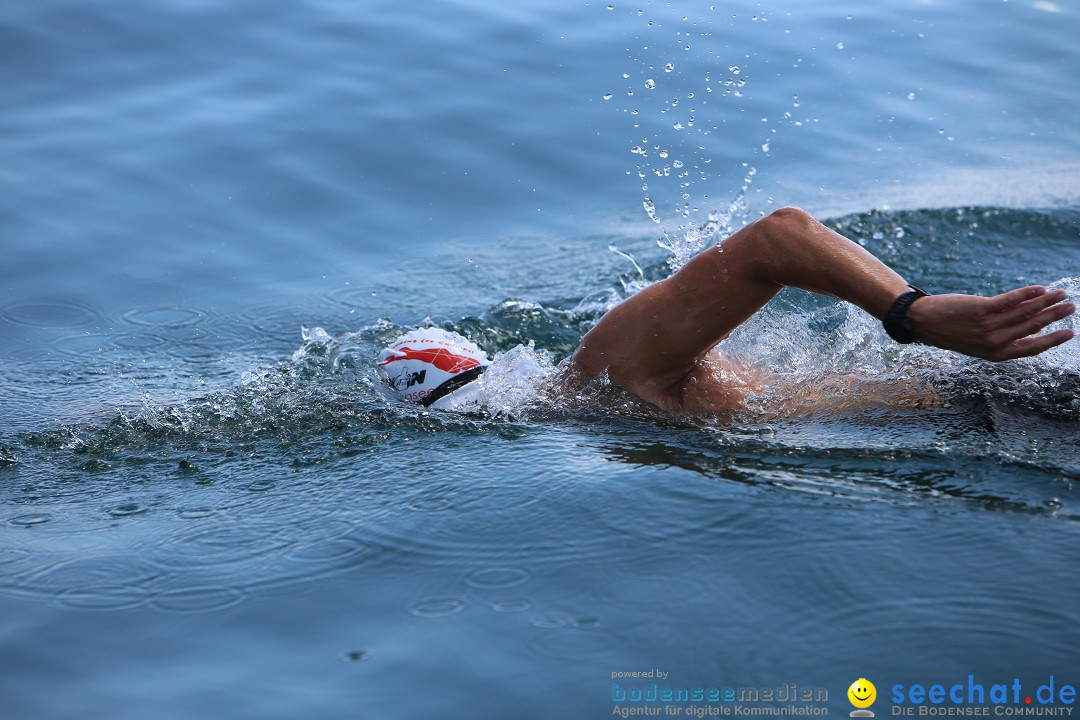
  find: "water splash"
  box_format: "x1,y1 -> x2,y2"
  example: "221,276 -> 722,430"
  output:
605,244 -> 651,297
470,343 -> 558,419
656,190 -> 749,272
1041,277 -> 1080,373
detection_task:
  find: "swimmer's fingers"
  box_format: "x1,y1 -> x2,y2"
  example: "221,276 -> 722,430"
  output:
985,328 -> 1075,362
988,288 -> 1071,329
985,285 -> 1049,313
985,298 -> 1076,349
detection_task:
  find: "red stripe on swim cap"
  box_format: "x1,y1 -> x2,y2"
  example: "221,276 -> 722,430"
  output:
377,346 -> 481,374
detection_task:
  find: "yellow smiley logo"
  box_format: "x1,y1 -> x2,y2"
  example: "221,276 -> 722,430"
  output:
848,678 -> 877,709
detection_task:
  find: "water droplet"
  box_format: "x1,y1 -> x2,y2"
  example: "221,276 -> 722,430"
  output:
729,65 -> 741,75
643,196 -> 661,224
907,92 -> 916,100
672,160 -> 684,168
672,122 -> 683,130
761,140 -> 770,153
341,649 -> 373,663
836,42 -> 845,49
630,145 -> 646,156
664,62 -> 675,72
607,4 -> 614,9
603,92 -> 613,100
644,78 -> 656,89
658,149 -> 669,158
623,72 -> 630,79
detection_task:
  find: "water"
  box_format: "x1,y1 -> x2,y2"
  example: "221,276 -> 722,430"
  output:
2,1 -> 1080,718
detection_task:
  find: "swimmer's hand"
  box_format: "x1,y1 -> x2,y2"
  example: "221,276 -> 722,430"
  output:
907,286 -> 1075,361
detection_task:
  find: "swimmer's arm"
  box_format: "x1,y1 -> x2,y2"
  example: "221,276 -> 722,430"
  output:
571,207 -> 1074,408
728,208 -> 1075,361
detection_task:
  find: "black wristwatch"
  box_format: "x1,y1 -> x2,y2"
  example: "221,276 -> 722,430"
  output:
882,285 -> 929,344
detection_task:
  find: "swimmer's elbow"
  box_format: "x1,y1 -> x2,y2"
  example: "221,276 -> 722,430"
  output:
756,206 -> 814,238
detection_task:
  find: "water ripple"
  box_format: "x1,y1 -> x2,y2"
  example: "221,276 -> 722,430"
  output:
18,556 -> 165,604
410,596 -> 466,618
527,623 -> 621,660
463,566 -> 531,589
8,513 -> 54,527
122,305 -> 207,328
56,584 -> 151,611
0,299 -> 100,328
150,585 -> 248,613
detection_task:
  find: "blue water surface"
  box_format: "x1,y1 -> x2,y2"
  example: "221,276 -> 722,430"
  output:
2,1 -> 1079,718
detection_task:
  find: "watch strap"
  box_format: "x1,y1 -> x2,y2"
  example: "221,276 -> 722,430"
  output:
882,285 -> 929,344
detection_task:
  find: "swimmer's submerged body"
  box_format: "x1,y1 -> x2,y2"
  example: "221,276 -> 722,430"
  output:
378,207 -> 1076,415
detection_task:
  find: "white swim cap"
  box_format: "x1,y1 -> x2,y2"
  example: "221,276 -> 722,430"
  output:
376,328 -> 490,407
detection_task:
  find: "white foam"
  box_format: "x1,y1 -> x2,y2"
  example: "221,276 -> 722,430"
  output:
1033,277 -> 1080,373
468,342 -> 558,417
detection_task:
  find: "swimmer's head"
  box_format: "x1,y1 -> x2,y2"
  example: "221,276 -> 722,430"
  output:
375,328 -> 490,406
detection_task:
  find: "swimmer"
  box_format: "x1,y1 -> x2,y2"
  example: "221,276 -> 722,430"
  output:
377,207 -> 1075,414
